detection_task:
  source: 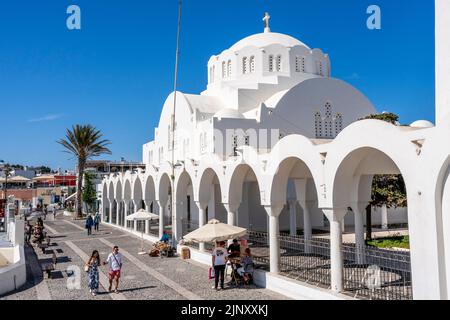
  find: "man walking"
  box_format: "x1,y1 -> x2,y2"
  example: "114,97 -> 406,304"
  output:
94,212 -> 100,231
85,215 -> 94,236
103,246 -> 123,293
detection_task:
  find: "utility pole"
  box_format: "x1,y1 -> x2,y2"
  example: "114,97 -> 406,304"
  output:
171,0 -> 182,247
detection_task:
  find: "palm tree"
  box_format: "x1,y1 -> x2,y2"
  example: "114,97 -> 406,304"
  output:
58,125 -> 111,218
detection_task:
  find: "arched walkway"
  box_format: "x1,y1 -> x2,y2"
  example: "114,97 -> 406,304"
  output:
330,147 -> 412,299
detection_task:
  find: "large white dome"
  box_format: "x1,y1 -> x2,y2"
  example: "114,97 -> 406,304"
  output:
229,32 -> 310,52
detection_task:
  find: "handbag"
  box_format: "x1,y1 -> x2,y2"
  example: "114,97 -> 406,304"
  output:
84,264 -> 90,272
209,267 -> 215,279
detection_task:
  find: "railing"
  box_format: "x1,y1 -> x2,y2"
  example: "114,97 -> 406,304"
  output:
147,222 -> 160,237
342,244 -> 412,300
247,231 -> 412,300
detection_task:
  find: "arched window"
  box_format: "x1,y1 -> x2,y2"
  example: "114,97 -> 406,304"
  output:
249,56 -> 255,73
276,55 -> 282,72
324,102 -> 333,138
335,113 -> 343,136
314,112 -> 323,138
222,61 -> 226,78
212,66 -> 215,82
295,56 -> 300,72
227,60 -> 232,77
301,57 -> 306,72
242,57 -> 248,74
269,55 -> 274,72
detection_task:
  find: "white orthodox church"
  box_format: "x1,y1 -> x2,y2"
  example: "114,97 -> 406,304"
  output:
101,2 -> 450,300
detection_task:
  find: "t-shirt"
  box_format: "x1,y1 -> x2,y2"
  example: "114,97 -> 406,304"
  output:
227,244 -> 240,255
212,247 -> 228,266
106,253 -> 123,271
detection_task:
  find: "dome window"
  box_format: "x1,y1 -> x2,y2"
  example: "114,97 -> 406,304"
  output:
314,112 -> 323,139
335,113 -> 343,136
269,55 -> 274,72
324,102 -> 333,138
242,57 -> 248,74
295,56 -> 300,72
227,60 -> 232,77
301,57 -> 306,72
250,56 -> 255,73
222,61 -> 226,78
276,55 -> 282,72
316,61 -> 323,76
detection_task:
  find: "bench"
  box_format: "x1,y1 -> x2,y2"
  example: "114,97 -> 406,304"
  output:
41,252 -> 57,279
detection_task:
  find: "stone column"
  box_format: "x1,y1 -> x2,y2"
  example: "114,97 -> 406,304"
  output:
224,203 -> 239,246
265,205 -> 284,274
109,201 -> 114,224
352,203 -> 366,265
144,200 -> 150,234
157,201 -> 166,238
224,203 -> 239,226
323,208 -> 347,293
381,204 -> 388,230
299,201 -> 312,253
173,201 -> 183,245
133,200 -> 138,231
288,199 -> 297,236
196,201 -> 208,252
124,200 -> 130,228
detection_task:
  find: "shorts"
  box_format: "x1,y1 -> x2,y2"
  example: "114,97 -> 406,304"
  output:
109,270 -> 121,280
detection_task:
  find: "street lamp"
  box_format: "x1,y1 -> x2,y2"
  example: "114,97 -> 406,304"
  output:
0,160 -> 11,232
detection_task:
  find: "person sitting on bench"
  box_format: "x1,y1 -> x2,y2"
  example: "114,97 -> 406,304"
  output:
160,231 -> 170,243
236,248 -> 254,284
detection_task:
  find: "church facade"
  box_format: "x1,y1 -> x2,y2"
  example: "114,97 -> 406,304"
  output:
101,2 -> 450,300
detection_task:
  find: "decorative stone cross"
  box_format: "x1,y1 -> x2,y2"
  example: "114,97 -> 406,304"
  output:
263,12 -> 271,33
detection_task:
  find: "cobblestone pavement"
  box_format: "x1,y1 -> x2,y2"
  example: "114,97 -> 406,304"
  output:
1,213 -> 289,300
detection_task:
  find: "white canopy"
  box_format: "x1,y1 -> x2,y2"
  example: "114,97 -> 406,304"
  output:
125,209 -> 159,221
183,219 -> 247,243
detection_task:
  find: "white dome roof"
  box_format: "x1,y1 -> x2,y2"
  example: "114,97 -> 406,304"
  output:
229,32 -> 310,52
214,108 -> 245,119
410,120 -> 435,128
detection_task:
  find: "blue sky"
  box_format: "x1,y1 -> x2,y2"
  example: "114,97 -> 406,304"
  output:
0,0 -> 435,170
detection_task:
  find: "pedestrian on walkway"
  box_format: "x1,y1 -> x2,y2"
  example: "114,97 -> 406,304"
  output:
24,221 -> 32,244
212,241 -> 228,291
94,212 -> 100,231
103,246 -> 123,293
43,205 -> 48,220
86,250 -> 100,296
85,215 -> 94,236
52,206 -> 57,220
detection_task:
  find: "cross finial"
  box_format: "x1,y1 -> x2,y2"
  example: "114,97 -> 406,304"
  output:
263,12 -> 271,33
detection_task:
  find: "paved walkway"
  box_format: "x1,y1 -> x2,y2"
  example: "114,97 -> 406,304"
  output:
1,213 -> 288,300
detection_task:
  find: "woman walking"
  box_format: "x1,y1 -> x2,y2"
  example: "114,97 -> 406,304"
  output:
86,250 -> 100,296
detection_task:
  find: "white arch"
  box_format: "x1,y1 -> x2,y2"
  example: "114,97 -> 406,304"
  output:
265,134 -> 324,207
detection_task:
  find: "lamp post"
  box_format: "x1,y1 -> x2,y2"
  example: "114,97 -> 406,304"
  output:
170,0 -> 182,248
0,160 -> 11,232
